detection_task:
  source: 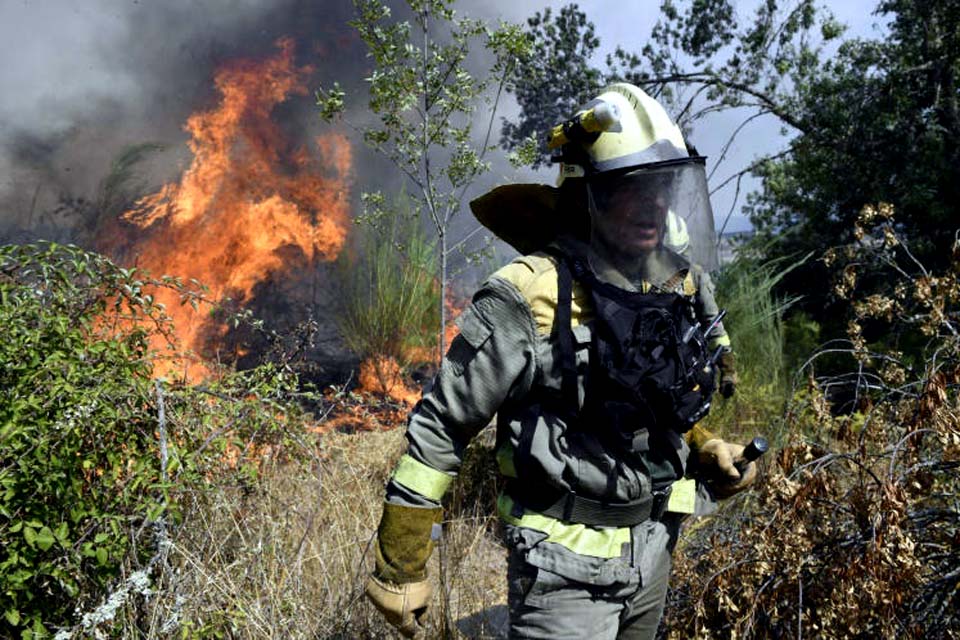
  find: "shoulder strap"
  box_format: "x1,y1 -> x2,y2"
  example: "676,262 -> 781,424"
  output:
544,248 -> 580,417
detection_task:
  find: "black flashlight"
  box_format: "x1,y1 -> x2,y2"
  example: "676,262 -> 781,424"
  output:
734,436 -> 769,476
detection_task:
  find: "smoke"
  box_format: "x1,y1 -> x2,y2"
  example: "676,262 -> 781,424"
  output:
0,0 -> 366,235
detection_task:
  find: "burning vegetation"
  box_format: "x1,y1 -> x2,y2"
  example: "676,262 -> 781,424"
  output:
100,38 -> 352,380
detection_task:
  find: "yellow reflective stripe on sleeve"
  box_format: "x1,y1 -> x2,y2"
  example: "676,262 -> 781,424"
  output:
708,334 -> 731,349
392,454 -> 454,501
497,494 -> 631,559
685,423 -> 716,450
666,478 -> 696,514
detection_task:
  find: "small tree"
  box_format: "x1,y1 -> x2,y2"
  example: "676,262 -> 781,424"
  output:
317,0 -> 531,363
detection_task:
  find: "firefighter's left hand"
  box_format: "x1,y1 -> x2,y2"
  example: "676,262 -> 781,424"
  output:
717,351 -> 737,399
698,439 -> 757,499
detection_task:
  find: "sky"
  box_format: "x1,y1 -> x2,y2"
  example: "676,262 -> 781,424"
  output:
0,0 -> 889,238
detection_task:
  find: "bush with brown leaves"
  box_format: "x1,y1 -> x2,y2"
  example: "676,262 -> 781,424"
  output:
662,208 -> 960,639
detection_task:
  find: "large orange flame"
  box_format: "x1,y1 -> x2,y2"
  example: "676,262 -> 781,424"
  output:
112,38 -> 351,379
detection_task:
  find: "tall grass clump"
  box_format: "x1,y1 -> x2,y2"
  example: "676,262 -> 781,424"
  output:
704,252 -> 806,442
337,196 -> 440,389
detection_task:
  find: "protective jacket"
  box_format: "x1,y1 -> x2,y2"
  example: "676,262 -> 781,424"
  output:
383,239 -> 726,587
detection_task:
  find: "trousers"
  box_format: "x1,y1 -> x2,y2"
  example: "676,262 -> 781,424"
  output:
505,533 -> 674,640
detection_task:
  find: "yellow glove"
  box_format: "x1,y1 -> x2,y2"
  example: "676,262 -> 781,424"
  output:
366,502 -> 442,637
365,575 -> 431,639
697,438 -> 757,499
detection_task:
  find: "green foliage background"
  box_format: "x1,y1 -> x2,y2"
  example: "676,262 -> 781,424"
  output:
0,243 -> 166,637
0,243 -> 315,638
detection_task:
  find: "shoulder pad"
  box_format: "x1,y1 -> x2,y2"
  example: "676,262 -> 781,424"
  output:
491,252 -> 591,335
492,253 -> 557,294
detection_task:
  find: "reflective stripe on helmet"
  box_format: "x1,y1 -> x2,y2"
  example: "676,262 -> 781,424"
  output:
392,454 -> 454,501
497,494 -> 631,559
665,211 -> 691,256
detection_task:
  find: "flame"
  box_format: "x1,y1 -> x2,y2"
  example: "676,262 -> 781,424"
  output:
109,38 -> 351,379
357,356 -> 422,405
355,290 -> 469,405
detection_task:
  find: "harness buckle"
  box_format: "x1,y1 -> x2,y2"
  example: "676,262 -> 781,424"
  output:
651,486 -> 673,521
562,492 -> 577,523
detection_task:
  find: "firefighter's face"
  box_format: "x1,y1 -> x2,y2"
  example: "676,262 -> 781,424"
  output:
593,180 -> 669,257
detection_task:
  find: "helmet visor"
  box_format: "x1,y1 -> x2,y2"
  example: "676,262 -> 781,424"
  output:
586,159 -> 718,288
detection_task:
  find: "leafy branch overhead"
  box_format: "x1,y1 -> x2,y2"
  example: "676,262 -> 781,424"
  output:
316,0 -> 530,214
317,0 -> 531,360
502,0 -> 842,168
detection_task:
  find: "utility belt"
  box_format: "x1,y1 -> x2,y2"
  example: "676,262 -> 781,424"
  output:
506,479 -> 673,527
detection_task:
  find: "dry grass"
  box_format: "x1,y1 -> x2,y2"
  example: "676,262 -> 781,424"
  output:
111,420 -> 508,639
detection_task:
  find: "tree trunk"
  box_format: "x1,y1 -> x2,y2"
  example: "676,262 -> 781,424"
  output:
439,229 -> 447,366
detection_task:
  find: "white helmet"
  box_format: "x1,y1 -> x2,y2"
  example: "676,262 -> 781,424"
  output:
553,83 -> 718,283
555,83 -> 687,182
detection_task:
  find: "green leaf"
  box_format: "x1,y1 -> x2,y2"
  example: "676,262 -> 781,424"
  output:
4,609 -> 20,626
35,527 -> 55,552
23,527 -> 36,548
95,547 -> 108,566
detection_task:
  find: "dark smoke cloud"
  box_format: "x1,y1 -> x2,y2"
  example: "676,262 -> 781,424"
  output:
2,0 -> 879,239
0,0 -> 550,244
0,0 -> 366,235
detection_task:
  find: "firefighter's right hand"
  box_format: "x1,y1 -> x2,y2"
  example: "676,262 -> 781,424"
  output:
698,438 -> 757,499
365,575 -> 431,638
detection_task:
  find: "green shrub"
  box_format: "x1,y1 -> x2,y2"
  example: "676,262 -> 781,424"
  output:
0,242 -> 320,638
781,310 -> 821,375
0,242 -> 170,637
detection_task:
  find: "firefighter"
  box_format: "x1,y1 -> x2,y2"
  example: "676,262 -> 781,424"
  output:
365,83 -> 757,639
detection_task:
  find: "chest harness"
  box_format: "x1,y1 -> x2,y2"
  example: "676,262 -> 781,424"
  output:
508,249 -> 719,527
